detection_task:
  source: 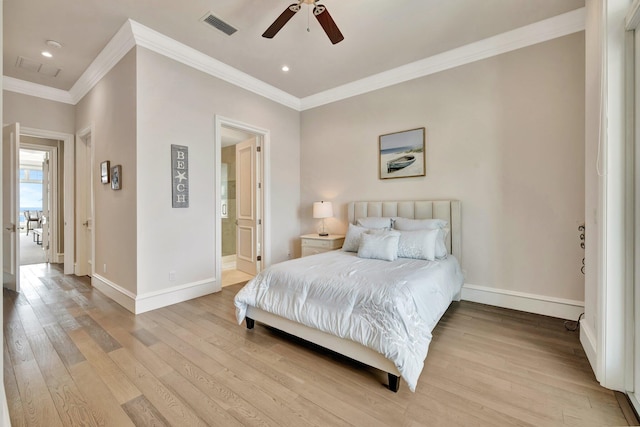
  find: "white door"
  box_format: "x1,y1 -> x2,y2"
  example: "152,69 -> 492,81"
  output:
75,132 -> 93,276
236,137 -> 259,275
41,153 -> 51,263
3,124 -> 21,291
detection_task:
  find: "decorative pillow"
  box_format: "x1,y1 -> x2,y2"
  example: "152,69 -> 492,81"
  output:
356,217 -> 393,229
357,230 -> 400,261
393,217 -> 448,231
342,224 -> 369,252
394,217 -> 450,259
397,229 -> 438,261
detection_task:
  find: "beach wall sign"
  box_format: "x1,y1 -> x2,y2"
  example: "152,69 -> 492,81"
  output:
171,144 -> 189,208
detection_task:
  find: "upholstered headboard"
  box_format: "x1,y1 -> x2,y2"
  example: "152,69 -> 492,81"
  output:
348,200 -> 461,262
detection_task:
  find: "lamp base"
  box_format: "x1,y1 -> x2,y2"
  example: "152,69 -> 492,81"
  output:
318,232 -> 329,237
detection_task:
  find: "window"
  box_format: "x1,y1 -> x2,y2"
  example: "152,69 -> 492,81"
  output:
19,167 -> 43,212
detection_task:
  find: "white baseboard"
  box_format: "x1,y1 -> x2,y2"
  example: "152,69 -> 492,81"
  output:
92,274 -> 219,314
135,278 -> 218,314
55,252 -> 64,263
92,274 -> 136,313
461,283 -> 584,320
580,319 -> 598,379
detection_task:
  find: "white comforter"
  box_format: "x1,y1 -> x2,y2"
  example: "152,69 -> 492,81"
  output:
234,250 -> 464,391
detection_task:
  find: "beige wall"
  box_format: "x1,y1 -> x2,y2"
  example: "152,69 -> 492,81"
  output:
75,48 -> 137,294
301,33 -> 586,302
3,91 -> 75,134
135,47 -> 300,295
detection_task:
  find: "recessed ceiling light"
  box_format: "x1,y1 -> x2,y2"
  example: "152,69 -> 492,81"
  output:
282,65 -> 290,72
41,51 -> 53,58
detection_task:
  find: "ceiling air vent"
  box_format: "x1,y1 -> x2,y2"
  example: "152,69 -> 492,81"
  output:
201,12 -> 237,36
15,56 -> 61,77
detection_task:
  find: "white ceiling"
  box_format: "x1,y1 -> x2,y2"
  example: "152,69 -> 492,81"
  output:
4,0 -> 584,99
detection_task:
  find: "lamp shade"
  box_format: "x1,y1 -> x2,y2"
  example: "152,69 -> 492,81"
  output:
313,201 -> 333,219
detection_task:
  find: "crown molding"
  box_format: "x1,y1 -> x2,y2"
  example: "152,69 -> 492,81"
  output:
3,8 -> 584,111
68,20 -> 137,103
128,20 -> 301,111
300,7 -> 586,110
2,76 -> 74,104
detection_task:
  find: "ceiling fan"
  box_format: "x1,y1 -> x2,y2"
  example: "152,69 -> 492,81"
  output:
262,0 -> 344,45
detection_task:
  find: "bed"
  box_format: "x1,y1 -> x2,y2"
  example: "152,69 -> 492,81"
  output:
234,200 -> 463,392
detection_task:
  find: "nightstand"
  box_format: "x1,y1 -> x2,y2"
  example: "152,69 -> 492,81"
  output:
300,234 -> 345,257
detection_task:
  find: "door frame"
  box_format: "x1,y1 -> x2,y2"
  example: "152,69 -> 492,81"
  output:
627,0 -> 640,411
3,124 -> 20,292
21,127 -> 75,274
214,115 -> 270,289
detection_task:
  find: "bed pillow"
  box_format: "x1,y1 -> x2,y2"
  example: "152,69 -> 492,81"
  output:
434,228 -> 450,259
342,224 -> 369,252
356,217 -> 393,229
393,217 -> 448,231
357,230 -> 400,261
394,217 -> 449,259
397,229 -> 438,261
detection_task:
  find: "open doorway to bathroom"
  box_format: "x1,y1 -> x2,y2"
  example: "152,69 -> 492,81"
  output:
220,125 -> 263,287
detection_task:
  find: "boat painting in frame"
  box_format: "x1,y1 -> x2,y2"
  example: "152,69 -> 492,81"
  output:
379,127 -> 426,179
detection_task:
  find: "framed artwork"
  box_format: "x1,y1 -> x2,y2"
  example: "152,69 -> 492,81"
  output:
379,127 -> 426,179
100,161 -> 110,184
111,165 -> 122,190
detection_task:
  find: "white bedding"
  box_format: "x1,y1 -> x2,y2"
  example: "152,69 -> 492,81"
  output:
234,250 -> 464,391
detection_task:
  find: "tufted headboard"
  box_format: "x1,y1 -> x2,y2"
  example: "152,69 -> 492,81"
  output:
347,200 -> 461,263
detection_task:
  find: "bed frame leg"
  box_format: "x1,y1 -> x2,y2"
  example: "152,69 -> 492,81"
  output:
388,374 -> 400,392
246,317 -> 255,329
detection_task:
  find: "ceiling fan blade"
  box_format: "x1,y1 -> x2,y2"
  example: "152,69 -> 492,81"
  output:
262,4 -> 300,39
313,5 -> 344,44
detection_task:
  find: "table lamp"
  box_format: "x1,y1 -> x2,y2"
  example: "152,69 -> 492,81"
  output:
313,201 -> 333,236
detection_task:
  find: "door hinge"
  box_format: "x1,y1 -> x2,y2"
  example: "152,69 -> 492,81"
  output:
257,146 -> 261,152
257,255 -> 262,261
258,219 -> 262,225
258,182 -> 262,189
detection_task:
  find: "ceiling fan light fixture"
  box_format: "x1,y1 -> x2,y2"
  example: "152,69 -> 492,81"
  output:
262,1 -> 344,44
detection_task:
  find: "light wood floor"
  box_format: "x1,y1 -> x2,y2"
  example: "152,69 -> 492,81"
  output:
221,269 -> 254,288
3,264 -> 632,426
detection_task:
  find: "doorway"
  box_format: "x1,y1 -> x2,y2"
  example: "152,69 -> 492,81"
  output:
19,148 -> 47,265
19,136 -> 63,266
3,125 -> 75,293
215,116 -> 270,289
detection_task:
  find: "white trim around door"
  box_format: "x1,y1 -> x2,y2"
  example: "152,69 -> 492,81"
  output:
214,115 -> 271,290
